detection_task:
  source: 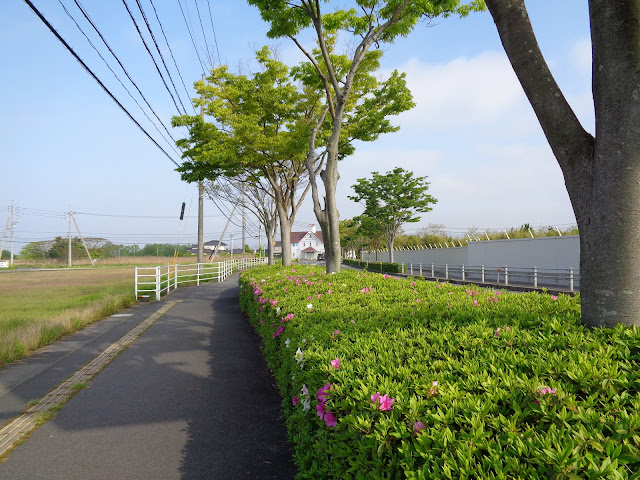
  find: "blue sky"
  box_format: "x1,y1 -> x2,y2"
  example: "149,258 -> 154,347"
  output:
0,1 -> 592,252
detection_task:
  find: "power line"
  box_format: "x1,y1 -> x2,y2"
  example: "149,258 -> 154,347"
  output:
57,0 -> 181,157
22,0 -> 181,167
71,0 -> 183,152
147,0 -> 197,115
120,0 -> 184,115
205,0 -> 222,66
176,0 -> 206,75
193,0 -> 213,68
132,0 -> 188,114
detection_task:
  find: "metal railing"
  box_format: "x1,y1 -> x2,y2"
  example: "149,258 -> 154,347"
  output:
399,263 -> 579,292
135,258 -> 268,300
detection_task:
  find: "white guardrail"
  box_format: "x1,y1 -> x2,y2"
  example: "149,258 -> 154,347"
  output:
135,258 -> 267,300
358,262 -> 578,292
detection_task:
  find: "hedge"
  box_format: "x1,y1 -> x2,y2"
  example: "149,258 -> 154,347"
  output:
239,265 -> 640,479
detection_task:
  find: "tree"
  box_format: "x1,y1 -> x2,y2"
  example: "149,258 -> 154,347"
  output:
485,0 -> 640,328
349,167 -> 436,263
248,0 -> 482,274
19,240 -> 54,259
173,47 -> 320,267
208,176 -> 279,265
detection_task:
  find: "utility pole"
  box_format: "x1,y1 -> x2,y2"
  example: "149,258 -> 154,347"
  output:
241,185 -> 246,259
1,203 -> 13,263
197,74 -> 205,265
230,233 -> 234,260
68,208 -> 72,267
70,211 -> 95,266
7,203 -> 18,267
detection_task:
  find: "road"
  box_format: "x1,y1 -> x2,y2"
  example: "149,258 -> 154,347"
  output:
0,274 -> 296,479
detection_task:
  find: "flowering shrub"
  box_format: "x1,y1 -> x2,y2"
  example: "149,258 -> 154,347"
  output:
239,265 -> 640,479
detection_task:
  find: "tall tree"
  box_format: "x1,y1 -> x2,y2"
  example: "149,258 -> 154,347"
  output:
248,0 -> 483,273
173,47 -> 320,266
349,167 -> 437,262
210,176 -> 279,265
485,0 -> 640,328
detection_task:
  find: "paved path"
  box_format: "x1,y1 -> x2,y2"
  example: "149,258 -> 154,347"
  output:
0,273 -> 296,479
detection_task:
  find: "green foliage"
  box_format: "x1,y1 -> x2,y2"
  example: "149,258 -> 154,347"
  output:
349,168 -> 436,259
343,258 -> 403,273
240,265 -> 640,479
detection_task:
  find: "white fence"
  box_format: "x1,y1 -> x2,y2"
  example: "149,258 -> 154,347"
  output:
398,262 -> 578,292
135,258 -> 267,300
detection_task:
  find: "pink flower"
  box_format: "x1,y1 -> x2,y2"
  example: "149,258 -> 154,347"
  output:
273,325 -> 284,338
495,327 -> 501,336
292,396 -> 299,406
317,383 -> 331,402
413,421 -> 426,434
259,318 -> 264,325
324,410 -> 337,427
308,296 -> 312,301
473,299 -> 478,307
432,381 -> 438,387
333,330 -> 340,336
317,293 -> 322,298
378,394 -> 395,411
411,282 -> 415,287
316,402 -> 326,418
328,290 -> 333,294
371,392 -> 395,410
330,358 -> 340,370
552,295 -> 558,300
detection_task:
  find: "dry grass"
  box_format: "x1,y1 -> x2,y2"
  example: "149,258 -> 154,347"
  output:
13,254 -> 235,268
0,267 -> 136,365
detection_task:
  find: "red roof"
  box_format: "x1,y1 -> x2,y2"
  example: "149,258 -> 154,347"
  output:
301,247 -> 317,252
291,229 -> 323,244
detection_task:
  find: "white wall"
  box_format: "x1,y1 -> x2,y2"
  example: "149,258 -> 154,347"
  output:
361,236 -> 580,289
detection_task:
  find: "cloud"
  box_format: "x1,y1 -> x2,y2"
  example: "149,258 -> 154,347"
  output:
394,52 -> 533,133
569,38 -> 592,76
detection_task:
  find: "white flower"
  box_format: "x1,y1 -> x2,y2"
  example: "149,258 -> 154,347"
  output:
295,347 -> 304,364
285,338 -> 291,348
300,385 -> 311,411
302,338 -> 307,344
276,307 -> 281,315
307,303 -> 313,310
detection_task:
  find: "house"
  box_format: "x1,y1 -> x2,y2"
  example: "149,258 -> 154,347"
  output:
268,225 -> 325,261
292,225 -> 325,260
189,240 -> 227,255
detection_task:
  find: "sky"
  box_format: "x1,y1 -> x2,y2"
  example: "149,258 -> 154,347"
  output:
0,1 -> 593,253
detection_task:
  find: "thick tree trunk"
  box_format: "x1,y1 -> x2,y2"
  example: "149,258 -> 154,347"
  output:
322,141 -> 342,274
578,148 -> 640,327
266,229 -> 275,265
486,0 -> 640,327
278,213 -> 293,267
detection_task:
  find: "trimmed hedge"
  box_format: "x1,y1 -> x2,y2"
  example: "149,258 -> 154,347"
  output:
343,258 -> 403,274
239,265 -> 640,479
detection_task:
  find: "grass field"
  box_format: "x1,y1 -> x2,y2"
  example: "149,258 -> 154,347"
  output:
0,267 -> 136,366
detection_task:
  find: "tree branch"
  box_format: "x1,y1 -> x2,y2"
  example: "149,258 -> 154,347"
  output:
485,0 -> 594,184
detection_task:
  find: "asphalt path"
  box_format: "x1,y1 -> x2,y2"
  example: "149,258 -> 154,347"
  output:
0,273 -> 296,479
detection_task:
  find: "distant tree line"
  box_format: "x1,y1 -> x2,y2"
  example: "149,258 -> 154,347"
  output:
19,237 -> 189,260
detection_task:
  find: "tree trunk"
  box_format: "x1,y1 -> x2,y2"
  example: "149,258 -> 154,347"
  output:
387,237 -> 395,263
486,0 -> 640,328
266,229 -> 275,265
277,208 -> 293,267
